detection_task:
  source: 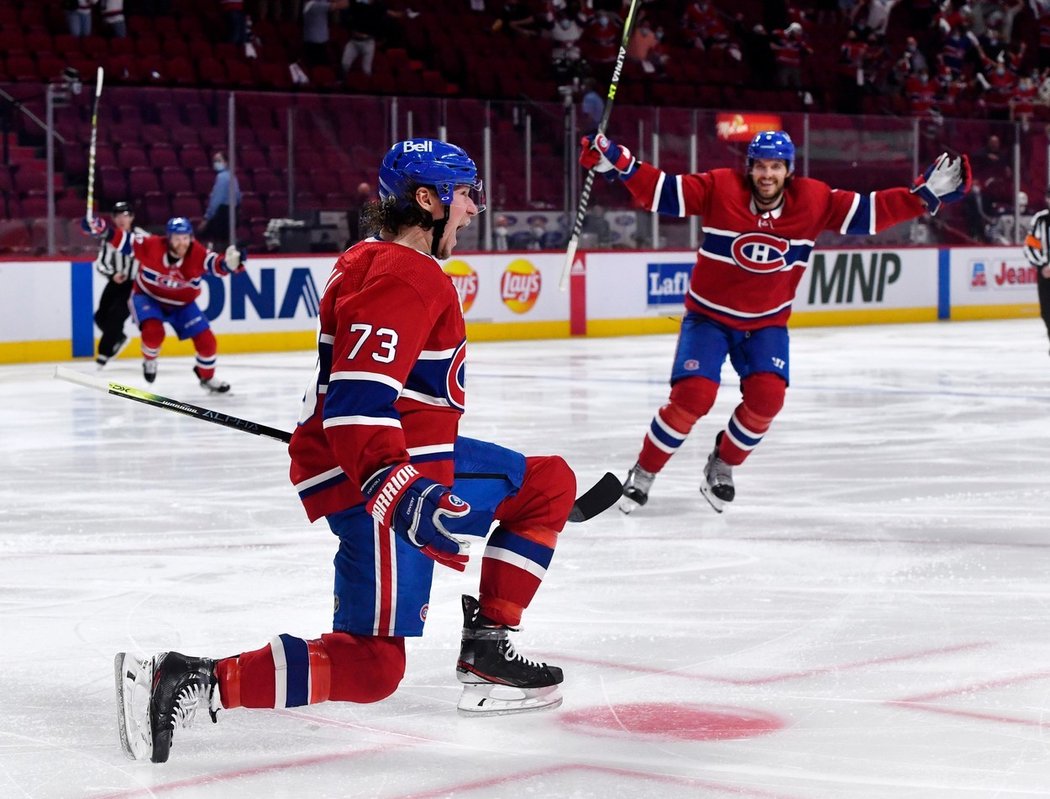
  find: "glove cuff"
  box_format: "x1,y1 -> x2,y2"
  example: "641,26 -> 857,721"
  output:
911,183 -> 941,215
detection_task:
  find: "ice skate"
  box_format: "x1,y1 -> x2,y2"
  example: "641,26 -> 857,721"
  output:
114,650 -> 219,763
194,366 -> 230,394
456,595 -> 564,716
618,462 -> 655,514
700,433 -> 735,513
143,359 -> 157,383
97,335 -> 129,368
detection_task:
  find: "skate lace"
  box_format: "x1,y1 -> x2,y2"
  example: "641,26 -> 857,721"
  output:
502,640 -> 541,668
170,683 -> 214,730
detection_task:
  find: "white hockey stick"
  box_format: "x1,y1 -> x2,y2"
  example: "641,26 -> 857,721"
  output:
85,66 -> 104,223
558,0 -> 641,291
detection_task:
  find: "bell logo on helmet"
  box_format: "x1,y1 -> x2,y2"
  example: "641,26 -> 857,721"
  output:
403,140 -> 434,153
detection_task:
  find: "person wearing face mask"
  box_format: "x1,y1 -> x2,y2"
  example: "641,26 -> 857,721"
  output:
202,151 -> 242,252
580,130 -> 971,514
111,139 -> 578,765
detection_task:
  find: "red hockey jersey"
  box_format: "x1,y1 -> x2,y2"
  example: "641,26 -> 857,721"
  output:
622,163 -> 927,329
289,240 -> 466,522
111,229 -> 235,306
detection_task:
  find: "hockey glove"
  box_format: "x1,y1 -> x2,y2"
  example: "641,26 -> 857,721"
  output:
579,134 -> 639,180
911,152 -> 972,215
363,463 -> 471,571
224,245 -> 246,272
80,215 -> 107,238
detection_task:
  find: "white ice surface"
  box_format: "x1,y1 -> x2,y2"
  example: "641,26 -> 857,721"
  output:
2,318 -> 1050,798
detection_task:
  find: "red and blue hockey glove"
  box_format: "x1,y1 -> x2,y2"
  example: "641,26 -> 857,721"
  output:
911,152 -> 971,215
223,245 -> 246,273
80,215 -> 108,238
363,463 -> 471,571
579,134 -> 639,180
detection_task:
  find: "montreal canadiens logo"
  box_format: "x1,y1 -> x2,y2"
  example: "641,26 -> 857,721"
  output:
446,340 -> 466,411
730,232 -> 790,273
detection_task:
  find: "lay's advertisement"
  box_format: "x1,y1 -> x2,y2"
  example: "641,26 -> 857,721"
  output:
442,254 -> 569,339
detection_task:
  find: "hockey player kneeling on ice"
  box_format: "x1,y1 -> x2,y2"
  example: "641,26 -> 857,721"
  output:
115,139 -> 576,764
580,130 -> 972,514
81,215 -> 246,393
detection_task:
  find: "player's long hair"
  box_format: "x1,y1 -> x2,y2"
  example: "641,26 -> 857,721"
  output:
361,187 -> 438,238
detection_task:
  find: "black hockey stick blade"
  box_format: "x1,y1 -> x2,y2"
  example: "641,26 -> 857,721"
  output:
568,472 -> 623,523
54,366 -> 292,444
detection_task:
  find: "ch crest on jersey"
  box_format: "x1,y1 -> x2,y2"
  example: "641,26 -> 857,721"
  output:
446,341 -> 466,411
730,232 -> 791,273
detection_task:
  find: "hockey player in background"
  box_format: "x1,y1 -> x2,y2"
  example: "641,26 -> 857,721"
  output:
114,139 -> 576,764
1022,187 -> 1050,354
82,215 -> 245,392
91,200 -> 143,367
580,130 -> 971,514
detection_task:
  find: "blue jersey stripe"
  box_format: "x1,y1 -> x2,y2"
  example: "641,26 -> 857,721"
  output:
844,193 -> 874,235
701,230 -> 813,268
656,174 -> 682,216
324,380 -> 399,420
298,470 -> 348,500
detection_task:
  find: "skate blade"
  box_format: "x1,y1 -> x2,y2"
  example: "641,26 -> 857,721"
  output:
699,481 -> 725,513
114,652 -> 154,761
457,683 -> 563,716
618,496 -> 641,515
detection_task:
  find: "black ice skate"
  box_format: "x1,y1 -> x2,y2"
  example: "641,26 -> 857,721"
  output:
194,366 -> 230,394
700,432 -> 735,513
97,334 -> 129,368
143,359 -> 157,383
114,650 -> 219,763
618,462 -> 655,514
456,594 -> 564,716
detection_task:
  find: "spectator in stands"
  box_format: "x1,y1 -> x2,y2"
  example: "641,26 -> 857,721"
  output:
965,133 -> 1013,240
340,0 -> 389,77
101,0 -> 127,38
67,0 -> 98,37
493,1 -> 541,36
580,10 -> 622,66
302,0 -> 350,68
202,152 -> 242,252
771,22 -> 810,90
493,214 -> 510,251
898,35 -> 928,76
852,0 -> 901,37
221,0 -> 248,44
580,77 -> 603,136
345,181 -> 376,246
627,12 -> 667,75
550,9 -> 586,78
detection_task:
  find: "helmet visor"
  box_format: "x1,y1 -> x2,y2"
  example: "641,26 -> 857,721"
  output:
461,180 -> 486,214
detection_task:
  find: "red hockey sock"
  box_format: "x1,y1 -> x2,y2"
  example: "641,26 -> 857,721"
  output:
192,328 -> 218,380
717,373 -> 785,466
637,377 -> 717,473
139,319 -> 164,359
216,632 -> 405,709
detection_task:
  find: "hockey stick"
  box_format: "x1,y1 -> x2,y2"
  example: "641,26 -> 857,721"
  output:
54,366 -> 292,443
54,366 -> 622,521
558,0 -> 642,291
85,66 -> 104,223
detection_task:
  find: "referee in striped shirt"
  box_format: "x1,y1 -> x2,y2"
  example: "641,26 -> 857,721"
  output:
1022,188 -> 1050,355
93,200 -> 143,367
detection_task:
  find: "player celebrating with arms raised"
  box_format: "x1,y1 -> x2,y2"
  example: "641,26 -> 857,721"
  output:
580,130 -> 970,514
114,139 -> 577,764
83,215 -> 245,392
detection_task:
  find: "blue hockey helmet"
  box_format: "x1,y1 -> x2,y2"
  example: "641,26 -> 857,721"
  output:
747,130 -> 795,175
378,138 -> 486,212
166,216 -> 193,236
